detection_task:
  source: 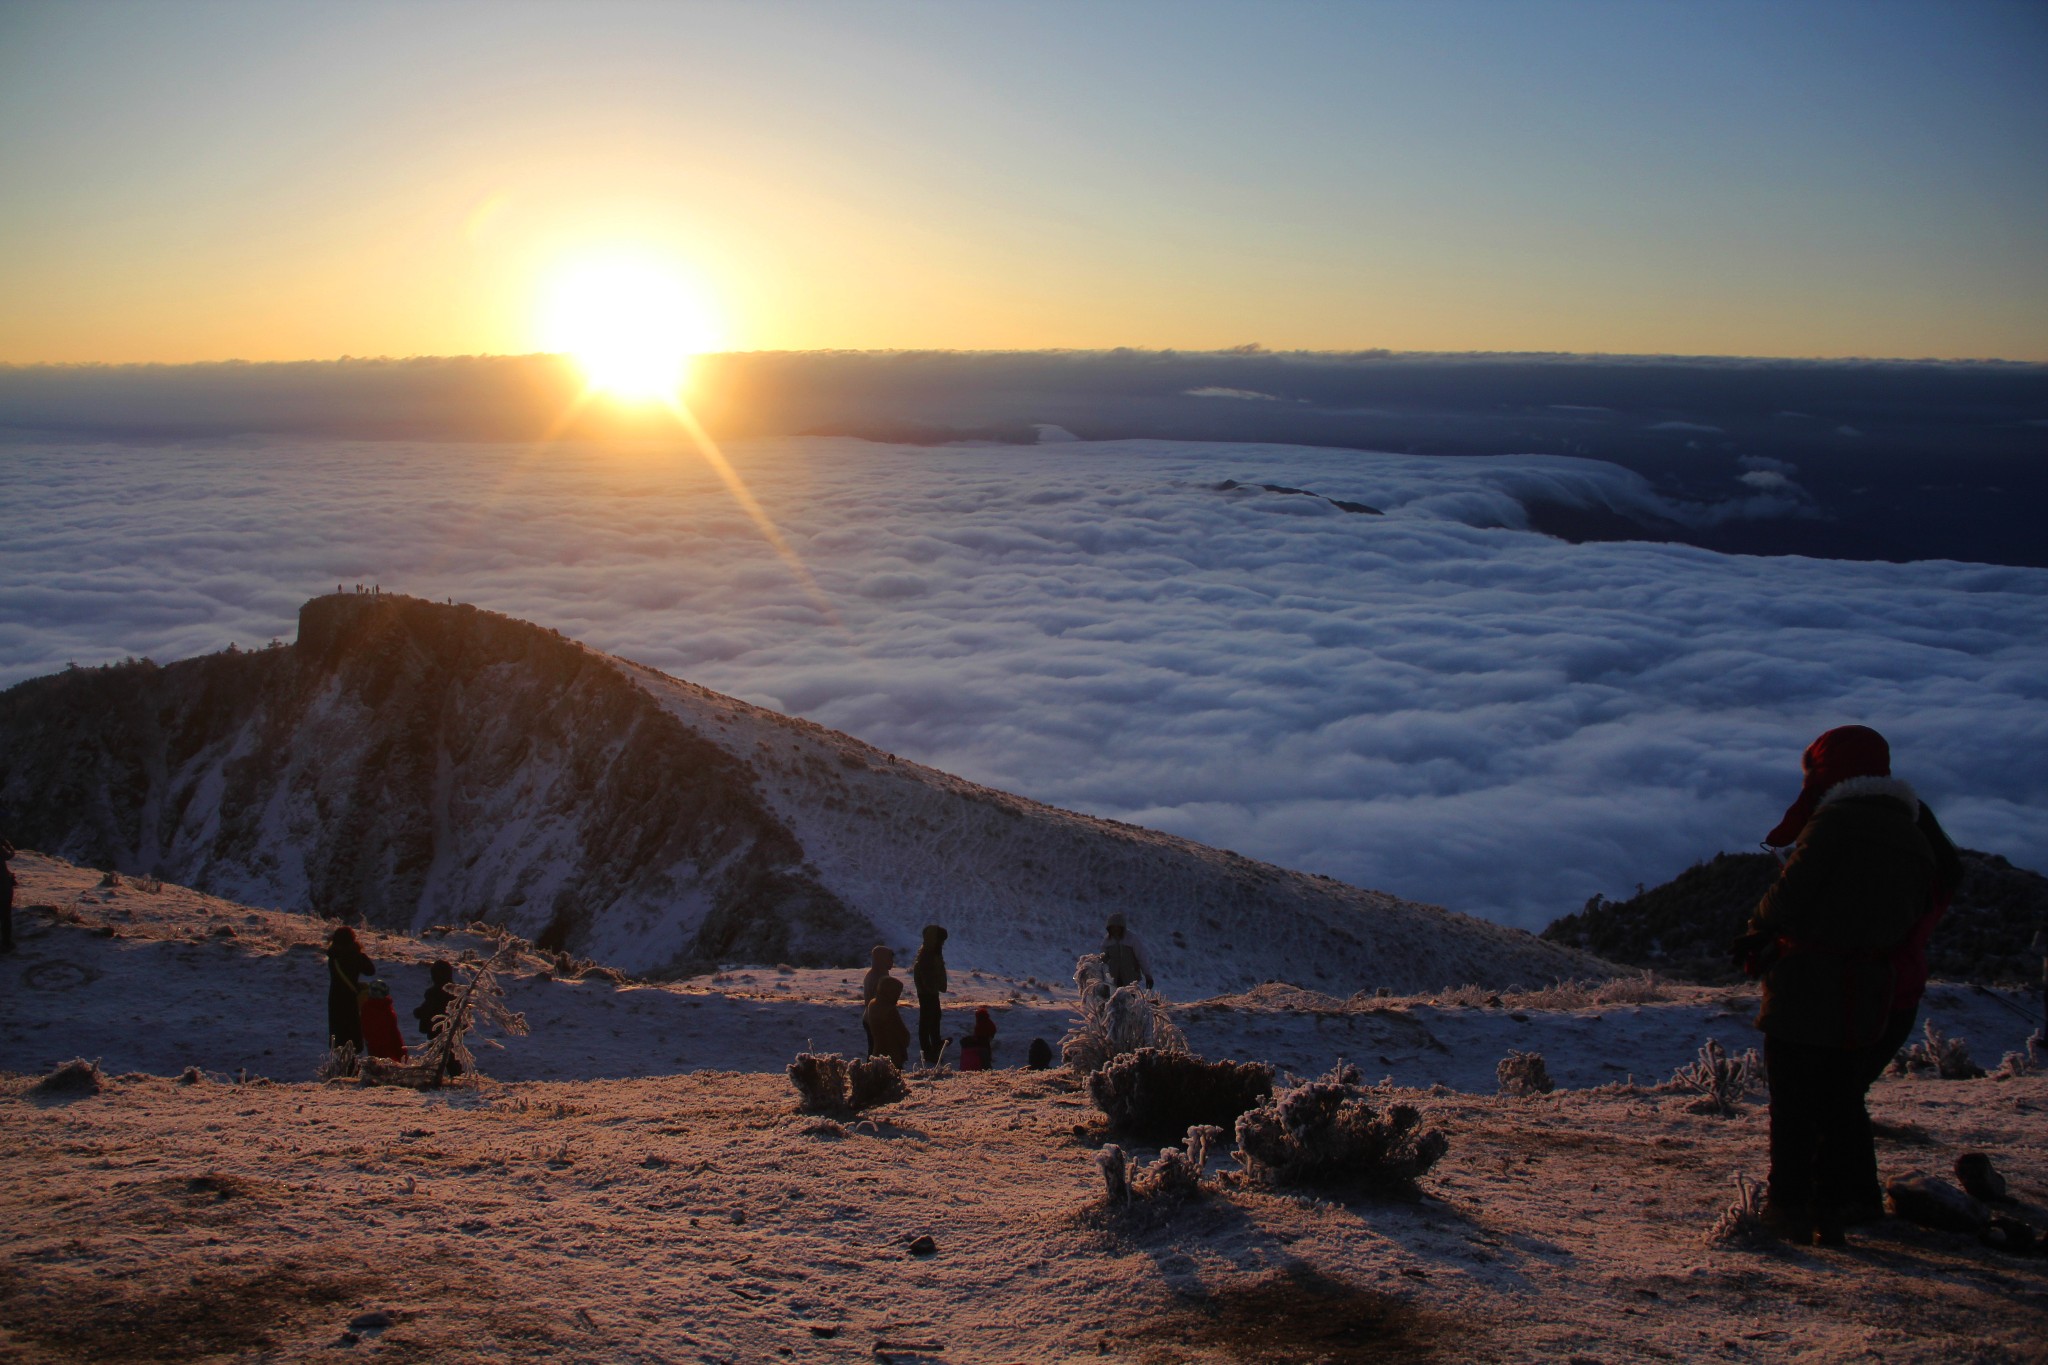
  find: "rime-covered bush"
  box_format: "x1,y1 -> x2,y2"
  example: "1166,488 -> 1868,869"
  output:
1233,1063 -> 1449,1192
1667,1038 -> 1762,1116
31,1058 -> 104,1097
1096,1125 -> 1227,1209
1990,1050 -> 2036,1080
1060,955 -> 1187,1075
1088,1048 -> 1274,1143
1891,1020 -> 1985,1080
789,1051 -> 905,1115
316,1043 -> 359,1083
789,1052 -> 853,1114
1705,1174 -> 1773,1250
1495,1050 -> 1555,1097
848,1055 -> 908,1110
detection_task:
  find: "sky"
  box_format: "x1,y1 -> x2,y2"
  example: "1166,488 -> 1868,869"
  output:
5,435 -> 2042,932
2,0 -> 2046,364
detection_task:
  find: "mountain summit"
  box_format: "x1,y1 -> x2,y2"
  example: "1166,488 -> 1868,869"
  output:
0,592 -> 1612,994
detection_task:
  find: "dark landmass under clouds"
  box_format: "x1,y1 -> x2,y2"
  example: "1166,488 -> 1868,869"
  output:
1541,849 -> 2048,988
3,349 -> 2045,566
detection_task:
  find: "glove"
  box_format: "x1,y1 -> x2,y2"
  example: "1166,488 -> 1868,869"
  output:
1729,929 -> 1774,978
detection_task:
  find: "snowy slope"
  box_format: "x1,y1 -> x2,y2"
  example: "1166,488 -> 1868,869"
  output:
0,594 -> 1615,996
5,853 -> 2036,1090
5,851 -> 2047,1365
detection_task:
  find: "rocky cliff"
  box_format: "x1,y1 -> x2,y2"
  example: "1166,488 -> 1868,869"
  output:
1,593 -> 1615,992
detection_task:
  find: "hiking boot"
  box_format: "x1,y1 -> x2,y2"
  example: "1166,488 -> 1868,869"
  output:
1758,1200 -> 1812,1243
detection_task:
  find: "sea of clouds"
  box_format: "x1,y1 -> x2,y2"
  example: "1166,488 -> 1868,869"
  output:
4,435 -> 2043,932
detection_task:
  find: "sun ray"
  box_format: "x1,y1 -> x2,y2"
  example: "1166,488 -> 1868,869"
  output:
663,394 -> 843,630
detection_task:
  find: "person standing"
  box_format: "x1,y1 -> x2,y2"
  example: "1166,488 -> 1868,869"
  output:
863,977 -> 911,1068
861,945 -> 897,1055
1739,725 -> 1949,1246
0,838 -> 16,954
912,924 -> 948,1066
2033,929 -> 2048,1049
1101,913 -> 1154,991
326,925 -> 374,1066
414,959 -> 463,1077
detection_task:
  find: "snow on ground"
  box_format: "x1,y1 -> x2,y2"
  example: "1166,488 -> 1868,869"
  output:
4,851 -> 2047,1362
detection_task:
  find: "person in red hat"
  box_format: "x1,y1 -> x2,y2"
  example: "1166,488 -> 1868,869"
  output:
1736,725 -> 1961,1246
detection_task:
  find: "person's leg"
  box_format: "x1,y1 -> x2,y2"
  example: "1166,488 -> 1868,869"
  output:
918,992 -> 942,1065
1835,1009 -> 1915,1221
1764,1034 -> 1824,1226
1811,1051 -> 1874,1243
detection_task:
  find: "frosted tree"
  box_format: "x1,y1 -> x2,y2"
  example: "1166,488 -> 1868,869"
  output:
1060,953 -> 1186,1074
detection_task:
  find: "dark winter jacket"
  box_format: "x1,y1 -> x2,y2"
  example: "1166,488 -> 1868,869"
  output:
864,977 -> 911,1067
415,967 -> 455,1040
325,933 -> 374,1048
1749,777 -> 1938,1048
912,925 -> 948,997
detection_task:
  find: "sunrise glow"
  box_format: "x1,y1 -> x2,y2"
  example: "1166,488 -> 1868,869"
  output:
537,256 -> 723,401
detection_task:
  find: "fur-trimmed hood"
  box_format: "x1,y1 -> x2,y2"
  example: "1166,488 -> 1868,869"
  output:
1818,774 -> 1920,821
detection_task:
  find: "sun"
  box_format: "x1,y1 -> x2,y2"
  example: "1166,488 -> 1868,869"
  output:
538,255 -> 722,401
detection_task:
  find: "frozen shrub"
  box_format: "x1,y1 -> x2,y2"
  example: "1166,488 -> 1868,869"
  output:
1097,1125 -> 1227,1209
789,1052 -> 906,1116
31,1058 -> 104,1097
1089,1049 -> 1273,1143
1892,1021 -> 1985,1080
1990,1050 -> 2035,1080
1667,1038 -> 1762,1117
788,1052 -> 852,1114
1496,1050 -> 1555,1097
177,1066 -> 205,1085
1233,1063 -> 1449,1192
1096,1144 -> 1132,1206
848,1055 -> 908,1110
316,1043 -> 359,1083
1060,955 -> 1187,1075
1705,1174 -> 1773,1250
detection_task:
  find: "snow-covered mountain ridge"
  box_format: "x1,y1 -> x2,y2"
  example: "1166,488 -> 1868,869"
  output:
0,592 -> 1613,994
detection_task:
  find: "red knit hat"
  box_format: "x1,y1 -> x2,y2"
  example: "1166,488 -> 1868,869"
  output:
1764,725 -> 1891,847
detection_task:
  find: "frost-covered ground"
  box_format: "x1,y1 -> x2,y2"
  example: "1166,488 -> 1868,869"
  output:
5,854 -> 2046,1361
5,435 -> 2044,933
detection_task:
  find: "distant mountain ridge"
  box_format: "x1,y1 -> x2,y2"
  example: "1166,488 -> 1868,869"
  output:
1541,849 -> 2048,986
0,592 -> 1615,994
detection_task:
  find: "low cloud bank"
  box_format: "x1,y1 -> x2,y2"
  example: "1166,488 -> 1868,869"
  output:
6,349 -> 2043,565
5,436 -> 2042,933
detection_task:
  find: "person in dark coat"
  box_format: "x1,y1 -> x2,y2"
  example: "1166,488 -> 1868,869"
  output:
860,945 -> 897,1056
0,838 -> 16,955
863,976 -> 911,1068
911,924 -> 948,1066
414,959 -> 463,1076
326,925 -> 373,1063
1738,725 -> 1954,1245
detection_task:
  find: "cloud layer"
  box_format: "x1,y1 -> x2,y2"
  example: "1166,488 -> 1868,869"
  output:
4,435 -> 2043,932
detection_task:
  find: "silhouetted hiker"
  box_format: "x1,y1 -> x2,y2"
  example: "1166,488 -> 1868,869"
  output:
1102,913 -> 1154,991
414,959 -> 463,1076
1026,1037 -> 1054,1070
861,944 -> 897,1055
2032,929 -> 2048,1048
360,979 -> 408,1061
912,924 -> 948,1065
863,976 -> 910,1068
960,1006 -> 998,1071
0,838 -> 16,955
326,926 -> 374,1067
1736,725 -> 1958,1246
